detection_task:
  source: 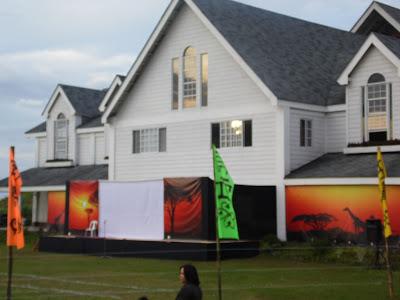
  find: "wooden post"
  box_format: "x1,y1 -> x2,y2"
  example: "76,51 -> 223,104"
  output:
7,246 -> 13,300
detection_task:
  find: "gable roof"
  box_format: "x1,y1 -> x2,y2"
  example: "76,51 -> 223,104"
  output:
60,84 -> 107,118
352,1 -> 400,35
338,32 -> 400,85
102,0 -> 367,122
99,75 -> 125,113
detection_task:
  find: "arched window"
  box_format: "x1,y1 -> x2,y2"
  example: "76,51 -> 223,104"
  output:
183,47 -> 197,108
54,113 -> 68,159
366,73 -> 388,142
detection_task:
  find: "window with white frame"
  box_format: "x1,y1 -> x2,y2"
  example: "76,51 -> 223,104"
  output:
183,47 -> 197,108
211,120 -> 252,148
133,128 -> 166,153
54,113 -> 68,159
366,73 -> 388,142
300,119 -> 312,147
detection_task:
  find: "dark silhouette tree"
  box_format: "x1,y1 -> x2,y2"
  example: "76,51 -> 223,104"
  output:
164,178 -> 201,238
291,213 -> 337,231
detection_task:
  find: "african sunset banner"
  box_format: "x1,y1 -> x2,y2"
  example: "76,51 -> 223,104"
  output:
68,181 -> 99,230
286,185 -> 400,240
47,192 -> 66,225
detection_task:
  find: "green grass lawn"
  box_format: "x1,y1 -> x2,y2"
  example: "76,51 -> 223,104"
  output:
0,240 -> 399,300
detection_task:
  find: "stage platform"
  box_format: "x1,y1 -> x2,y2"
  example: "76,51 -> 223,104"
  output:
39,236 -> 260,261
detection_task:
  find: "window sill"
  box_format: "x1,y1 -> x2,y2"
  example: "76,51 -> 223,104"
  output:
44,160 -> 74,168
344,144 -> 400,154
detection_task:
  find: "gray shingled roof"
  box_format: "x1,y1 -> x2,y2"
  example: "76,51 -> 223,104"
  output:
78,116 -> 103,129
25,122 -> 46,134
377,1 -> 400,25
286,152 -> 400,178
192,0 -> 367,106
0,165 -> 108,188
375,32 -> 400,58
26,84 -> 108,133
60,84 -> 107,118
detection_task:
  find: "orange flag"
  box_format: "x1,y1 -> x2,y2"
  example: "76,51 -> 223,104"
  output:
7,147 -> 24,249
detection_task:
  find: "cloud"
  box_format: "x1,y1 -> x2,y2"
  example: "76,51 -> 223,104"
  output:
0,49 -> 135,89
17,98 -> 45,109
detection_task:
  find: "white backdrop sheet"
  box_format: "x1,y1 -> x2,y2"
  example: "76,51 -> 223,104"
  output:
98,180 -> 164,240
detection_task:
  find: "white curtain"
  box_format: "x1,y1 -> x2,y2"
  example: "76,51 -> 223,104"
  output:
98,180 -> 164,240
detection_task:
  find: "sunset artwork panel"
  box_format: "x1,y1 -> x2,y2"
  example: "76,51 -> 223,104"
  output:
286,185 -> 400,238
47,192 -> 66,225
68,181 -> 99,230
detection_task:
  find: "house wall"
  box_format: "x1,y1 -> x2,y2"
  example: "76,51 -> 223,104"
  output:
46,93 -> 77,162
78,132 -> 106,165
326,111 -> 346,153
289,108 -> 325,171
111,4 -> 278,186
38,137 -> 47,167
347,46 -> 400,144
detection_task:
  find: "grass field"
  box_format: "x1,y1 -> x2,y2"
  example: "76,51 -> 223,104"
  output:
1,241 -> 399,300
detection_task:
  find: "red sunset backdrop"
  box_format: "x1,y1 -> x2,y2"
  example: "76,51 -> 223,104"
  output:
68,181 -> 99,230
286,185 -> 400,236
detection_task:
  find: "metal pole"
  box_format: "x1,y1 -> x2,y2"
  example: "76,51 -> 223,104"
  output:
212,147 -> 222,300
383,236 -> 394,299
7,246 -> 13,300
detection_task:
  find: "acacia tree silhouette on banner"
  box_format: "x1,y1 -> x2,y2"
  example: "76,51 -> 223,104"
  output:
164,178 -> 201,237
291,213 -> 337,231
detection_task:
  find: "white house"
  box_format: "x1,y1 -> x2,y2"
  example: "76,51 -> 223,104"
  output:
3,0 -> 400,241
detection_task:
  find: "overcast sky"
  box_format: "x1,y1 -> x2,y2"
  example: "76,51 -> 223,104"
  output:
0,0 -> 399,179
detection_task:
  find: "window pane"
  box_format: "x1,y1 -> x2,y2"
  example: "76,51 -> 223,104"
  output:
172,58 -> 179,110
183,47 -> 197,108
159,128 -> 166,152
300,119 -> 305,147
201,54 -> 208,107
133,130 -> 140,153
220,120 -> 243,148
55,119 -> 68,159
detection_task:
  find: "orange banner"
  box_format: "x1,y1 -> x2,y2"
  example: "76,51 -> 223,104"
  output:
7,147 -> 24,249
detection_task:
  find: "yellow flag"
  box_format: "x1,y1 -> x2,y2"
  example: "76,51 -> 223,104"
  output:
377,147 -> 392,238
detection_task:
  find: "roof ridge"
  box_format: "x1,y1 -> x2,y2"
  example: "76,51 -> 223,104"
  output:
201,0 -> 352,34
374,1 -> 400,12
59,83 -> 105,92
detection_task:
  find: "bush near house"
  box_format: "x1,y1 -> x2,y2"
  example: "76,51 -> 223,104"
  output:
0,193 -> 33,226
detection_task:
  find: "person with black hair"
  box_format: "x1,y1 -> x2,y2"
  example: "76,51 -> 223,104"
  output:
176,264 -> 202,300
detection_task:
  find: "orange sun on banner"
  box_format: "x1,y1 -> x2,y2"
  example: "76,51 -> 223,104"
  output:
68,181 -> 99,230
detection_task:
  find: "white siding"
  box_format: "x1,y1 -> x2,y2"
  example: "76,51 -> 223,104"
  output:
47,93 -> 77,162
326,111 -> 346,152
347,46 -> 400,144
38,137 -> 47,167
112,5 -> 277,185
115,113 -> 276,185
78,134 -> 92,165
290,109 -> 325,171
95,133 -> 105,164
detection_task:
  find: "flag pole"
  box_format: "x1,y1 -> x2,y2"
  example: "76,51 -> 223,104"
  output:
377,147 -> 394,299
6,146 -> 15,300
212,146 -> 222,300
383,235 -> 394,299
7,244 -> 13,300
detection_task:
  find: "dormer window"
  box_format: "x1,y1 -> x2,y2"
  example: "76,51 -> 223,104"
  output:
183,47 -> 197,108
54,113 -> 68,159
365,73 -> 389,142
